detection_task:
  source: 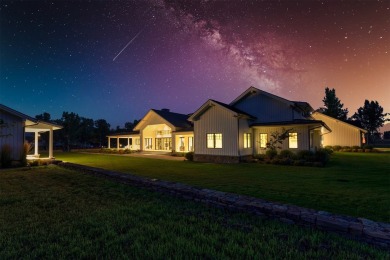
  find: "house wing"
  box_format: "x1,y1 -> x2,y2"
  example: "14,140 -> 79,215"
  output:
311,112 -> 368,133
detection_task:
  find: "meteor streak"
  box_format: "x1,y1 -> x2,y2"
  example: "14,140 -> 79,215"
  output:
113,27 -> 145,61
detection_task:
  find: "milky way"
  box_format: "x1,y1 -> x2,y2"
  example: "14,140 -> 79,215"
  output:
0,0 -> 388,127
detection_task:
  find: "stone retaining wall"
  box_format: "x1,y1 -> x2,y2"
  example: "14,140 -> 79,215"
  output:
58,162 -> 390,249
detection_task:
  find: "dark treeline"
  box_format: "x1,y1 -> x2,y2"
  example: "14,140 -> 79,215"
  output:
33,111 -> 139,151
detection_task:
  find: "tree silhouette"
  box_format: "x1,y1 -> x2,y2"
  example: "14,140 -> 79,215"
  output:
321,87 -> 348,120
352,100 -> 389,142
95,119 -> 110,147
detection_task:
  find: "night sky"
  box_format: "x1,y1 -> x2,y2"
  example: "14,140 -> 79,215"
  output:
0,0 -> 389,128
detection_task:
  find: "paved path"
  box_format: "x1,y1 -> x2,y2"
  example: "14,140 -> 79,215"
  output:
80,152 -> 186,161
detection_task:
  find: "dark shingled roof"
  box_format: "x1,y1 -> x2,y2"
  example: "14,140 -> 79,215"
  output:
210,99 -> 256,119
152,109 -> 193,129
107,131 -> 140,137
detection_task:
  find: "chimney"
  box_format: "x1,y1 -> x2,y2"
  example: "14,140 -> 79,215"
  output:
161,108 -> 170,112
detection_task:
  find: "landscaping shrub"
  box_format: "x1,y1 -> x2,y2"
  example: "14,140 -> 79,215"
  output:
333,145 -> 342,151
363,145 -> 373,151
20,142 -> 31,167
185,152 -> 194,161
253,154 -> 267,161
314,148 -> 330,165
324,145 -> 333,151
265,149 -> 277,159
352,146 -> 360,150
1,144 -> 12,168
278,150 -> 295,159
279,158 -> 293,165
323,146 -> 333,155
296,150 -> 314,161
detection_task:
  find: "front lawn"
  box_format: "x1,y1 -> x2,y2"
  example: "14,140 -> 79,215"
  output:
0,167 -> 387,258
56,152 -> 390,222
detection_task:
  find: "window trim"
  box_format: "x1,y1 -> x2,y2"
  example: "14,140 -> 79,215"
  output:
243,133 -> 252,148
288,132 -> 298,149
259,133 -> 268,148
207,133 -> 223,149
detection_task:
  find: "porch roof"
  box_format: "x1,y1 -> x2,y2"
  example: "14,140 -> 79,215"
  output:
25,121 -> 62,132
1,103 -> 62,132
251,119 -> 331,132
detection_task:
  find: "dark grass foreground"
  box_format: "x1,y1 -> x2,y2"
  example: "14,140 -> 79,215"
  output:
57,152 -> 390,222
0,166 -> 388,258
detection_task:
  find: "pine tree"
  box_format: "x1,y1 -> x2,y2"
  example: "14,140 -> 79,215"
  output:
321,87 -> 348,120
352,100 -> 389,140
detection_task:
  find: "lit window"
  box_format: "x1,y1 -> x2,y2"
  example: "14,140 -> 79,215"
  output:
179,137 -> 185,151
259,133 -> 267,148
207,133 -> 222,148
310,131 -> 314,148
289,133 -> 298,149
244,133 -> 252,148
215,133 -> 222,148
188,137 -> 194,151
145,138 -> 153,149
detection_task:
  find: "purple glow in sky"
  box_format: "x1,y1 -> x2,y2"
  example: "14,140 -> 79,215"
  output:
1,1 -> 389,127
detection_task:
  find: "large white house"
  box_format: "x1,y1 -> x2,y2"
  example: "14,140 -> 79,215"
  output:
107,109 -> 194,153
108,87 -> 367,163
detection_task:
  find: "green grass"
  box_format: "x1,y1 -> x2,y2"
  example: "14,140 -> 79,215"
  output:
0,166 -> 388,258
56,152 -> 390,222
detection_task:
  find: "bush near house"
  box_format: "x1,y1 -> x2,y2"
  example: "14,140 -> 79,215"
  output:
0,144 -> 12,168
256,148 -> 332,167
185,152 -> 194,161
325,145 -> 381,153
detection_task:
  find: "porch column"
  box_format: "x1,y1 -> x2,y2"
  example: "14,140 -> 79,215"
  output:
127,138 -> 130,149
117,137 -> 119,150
49,128 -> 53,159
108,137 -> 111,148
34,131 -> 39,156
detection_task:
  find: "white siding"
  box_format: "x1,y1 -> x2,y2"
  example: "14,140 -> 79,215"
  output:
312,113 -> 363,147
233,92 -> 306,123
194,105 -> 239,156
253,125 -> 310,154
0,110 -> 24,160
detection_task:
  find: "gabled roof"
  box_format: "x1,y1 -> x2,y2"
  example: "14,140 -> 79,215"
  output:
134,109 -> 192,131
0,103 -> 37,123
1,103 -> 62,130
151,109 -> 192,129
311,111 -> 367,133
188,99 -> 255,121
229,86 -> 314,113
